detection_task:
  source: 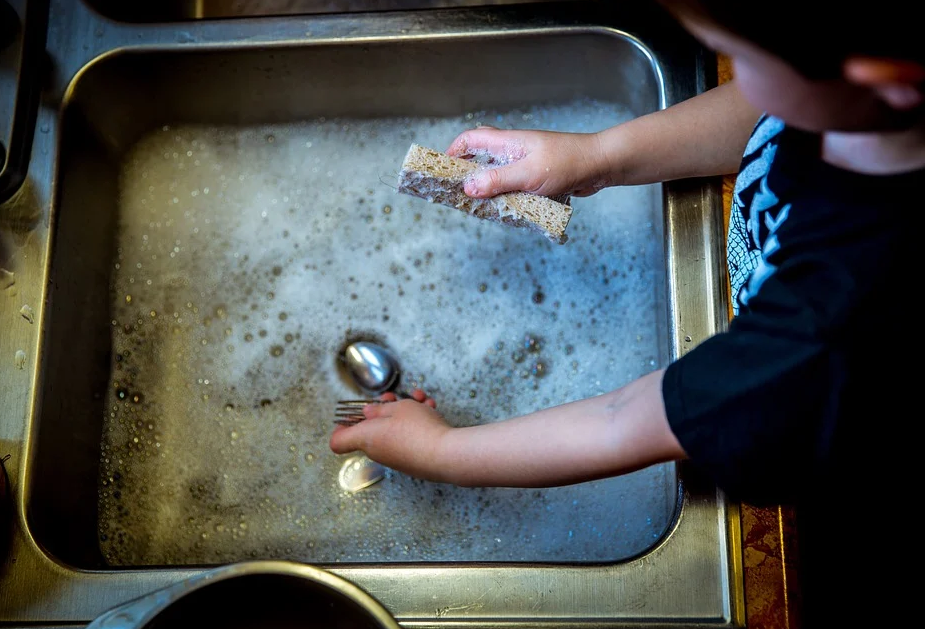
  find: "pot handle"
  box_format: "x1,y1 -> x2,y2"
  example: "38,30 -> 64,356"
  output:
85,570 -> 220,629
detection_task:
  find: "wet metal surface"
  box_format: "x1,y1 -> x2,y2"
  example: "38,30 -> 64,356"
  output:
338,455 -> 388,493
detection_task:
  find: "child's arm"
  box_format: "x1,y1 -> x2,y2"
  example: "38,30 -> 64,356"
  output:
329,370 -> 686,488
449,80 -> 760,199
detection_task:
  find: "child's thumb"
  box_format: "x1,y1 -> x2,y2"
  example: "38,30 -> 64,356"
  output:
330,423 -> 366,455
464,165 -> 530,198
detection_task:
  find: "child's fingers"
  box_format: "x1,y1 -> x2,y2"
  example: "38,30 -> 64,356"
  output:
446,127 -> 526,161
464,163 -> 534,198
446,127 -> 493,156
363,403 -> 390,419
330,422 -> 366,454
408,388 -> 437,408
379,392 -> 398,402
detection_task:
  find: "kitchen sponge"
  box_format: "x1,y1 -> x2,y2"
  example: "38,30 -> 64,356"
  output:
397,143 -> 572,244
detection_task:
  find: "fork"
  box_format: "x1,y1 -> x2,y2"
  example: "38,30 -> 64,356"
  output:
334,391 -> 412,427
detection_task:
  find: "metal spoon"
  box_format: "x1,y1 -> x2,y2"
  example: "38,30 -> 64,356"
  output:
342,341 -> 399,394
338,341 -> 400,491
338,454 -> 387,493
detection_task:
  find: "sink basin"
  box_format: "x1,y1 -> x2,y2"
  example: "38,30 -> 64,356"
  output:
31,29 -> 675,570
1,1 -> 740,626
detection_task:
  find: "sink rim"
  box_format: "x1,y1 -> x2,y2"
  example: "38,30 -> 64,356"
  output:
1,2 -> 742,626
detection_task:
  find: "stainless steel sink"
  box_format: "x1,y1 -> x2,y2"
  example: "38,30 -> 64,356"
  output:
0,1 -> 740,626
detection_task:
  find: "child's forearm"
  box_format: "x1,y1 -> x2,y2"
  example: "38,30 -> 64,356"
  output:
599,80 -> 760,186
437,370 -> 686,488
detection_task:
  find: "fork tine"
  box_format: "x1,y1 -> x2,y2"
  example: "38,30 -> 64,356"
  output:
337,390 -> 414,406
334,391 -> 413,429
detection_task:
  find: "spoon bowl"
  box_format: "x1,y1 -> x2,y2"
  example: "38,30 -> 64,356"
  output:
342,341 -> 399,393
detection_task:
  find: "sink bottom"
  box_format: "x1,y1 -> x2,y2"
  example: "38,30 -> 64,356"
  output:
96,100 -> 674,566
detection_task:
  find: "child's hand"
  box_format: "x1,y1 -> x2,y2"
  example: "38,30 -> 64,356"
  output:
446,126 -> 614,199
329,389 -> 452,483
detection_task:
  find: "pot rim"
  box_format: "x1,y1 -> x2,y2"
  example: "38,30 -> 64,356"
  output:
87,560 -> 402,629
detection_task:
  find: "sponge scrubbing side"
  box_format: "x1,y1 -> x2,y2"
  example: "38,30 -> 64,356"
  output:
397,143 -> 572,244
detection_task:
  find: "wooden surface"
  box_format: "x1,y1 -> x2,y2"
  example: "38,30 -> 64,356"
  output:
716,53 -> 802,629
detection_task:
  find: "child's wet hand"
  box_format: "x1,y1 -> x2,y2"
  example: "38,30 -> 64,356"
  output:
378,388 -> 437,408
329,389 -> 451,483
446,126 -> 612,199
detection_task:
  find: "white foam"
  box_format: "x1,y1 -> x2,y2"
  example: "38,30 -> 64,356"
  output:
98,99 -> 675,566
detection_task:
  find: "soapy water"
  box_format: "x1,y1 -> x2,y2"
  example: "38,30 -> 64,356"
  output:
98,98 -> 676,566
